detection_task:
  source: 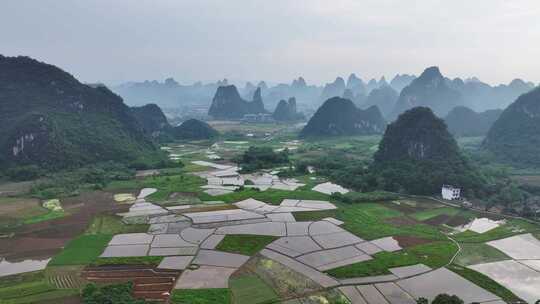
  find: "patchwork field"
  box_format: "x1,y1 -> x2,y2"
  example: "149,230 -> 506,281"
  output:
2,135 -> 540,304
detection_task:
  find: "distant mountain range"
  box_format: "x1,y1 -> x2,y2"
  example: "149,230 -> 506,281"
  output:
112,70 -> 534,121
300,97 -> 386,137
389,66 -> 534,120
0,55 -> 165,170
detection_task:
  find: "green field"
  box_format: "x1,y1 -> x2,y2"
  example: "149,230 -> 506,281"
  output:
410,207 -> 461,221
334,203 -> 447,241
453,243 -> 510,266
327,241 -> 458,278
230,275 -> 278,304
48,234 -> 112,266
171,289 -> 231,304
107,173 -> 206,202
217,235 -> 277,256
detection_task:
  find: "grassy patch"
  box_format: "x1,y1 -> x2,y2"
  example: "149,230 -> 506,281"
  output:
0,272 -> 45,289
230,275 -> 278,304
85,215 -> 148,234
216,235 -> 277,256
91,256 -> 163,266
293,209 -> 338,222
410,207 -> 460,221
327,241 -> 458,278
170,289 -> 231,304
0,280 -> 54,300
326,250 -> 417,278
48,234 -> 112,266
335,203 -> 446,241
453,243 -> 510,266
22,210 -> 65,225
447,264 -> 523,303
0,289 -> 78,304
0,272 -> 78,304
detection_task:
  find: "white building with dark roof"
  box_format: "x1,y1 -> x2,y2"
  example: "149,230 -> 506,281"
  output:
442,185 -> 461,200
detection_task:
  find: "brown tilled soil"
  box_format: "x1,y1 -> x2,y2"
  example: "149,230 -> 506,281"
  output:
81,265 -> 181,302
0,240 -> 66,260
384,216 -> 419,227
0,191 -> 128,258
393,235 -> 433,248
445,215 -> 471,227
178,204 -> 238,213
423,214 -> 452,226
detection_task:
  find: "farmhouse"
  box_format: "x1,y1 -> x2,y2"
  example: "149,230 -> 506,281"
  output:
441,184 -> 461,200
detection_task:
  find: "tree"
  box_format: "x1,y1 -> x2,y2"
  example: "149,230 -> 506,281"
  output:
431,294 -> 464,304
417,297 -> 429,304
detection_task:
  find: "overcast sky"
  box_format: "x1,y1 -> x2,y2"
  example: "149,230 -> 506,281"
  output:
2,0 -> 539,86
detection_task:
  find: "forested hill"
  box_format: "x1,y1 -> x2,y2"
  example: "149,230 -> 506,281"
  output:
131,103 -> 172,139
208,85 -> 266,119
0,55 -> 165,170
300,97 -> 386,137
172,119 -> 219,140
371,107 -> 484,195
483,86 -> 540,167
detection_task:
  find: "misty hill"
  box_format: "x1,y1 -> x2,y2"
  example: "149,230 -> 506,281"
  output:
208,85 -> 266,119
172,119 -> 219,140
390,67 -> 463,120
346,73 -> 366,96
112,77 -> 228,108
299,97 -> 386,137
444,106 -> 502,137
243,77 -> 321,110
273,97 -> 305,122
371,107 -> 484,194
361,85 -> 399,119
483,87 -> 540,166
0,55 -> 164,170
389,74 -> 416,92
455,77 -> 534,112
319,74 -> 396,107
131,103 -> 172,139
319,77 -> 346,103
